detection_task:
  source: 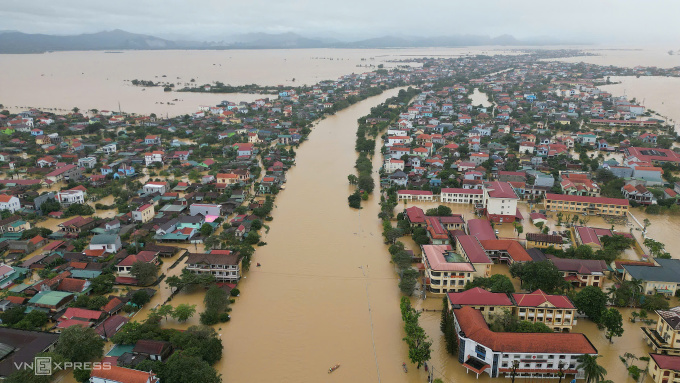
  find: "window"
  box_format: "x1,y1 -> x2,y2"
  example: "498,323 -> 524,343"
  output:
475,345 -> 486,359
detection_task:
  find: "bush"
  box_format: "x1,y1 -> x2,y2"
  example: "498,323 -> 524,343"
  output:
219,313 -> 231,322
230,288 -> 240,297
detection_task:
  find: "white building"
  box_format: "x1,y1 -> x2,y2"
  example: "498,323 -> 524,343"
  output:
483,181 -> 519,223
77,157 -> 97,169
144,151 -> 164,166
452,306 -> 597,380
0,194 -> 21,213
143,182 -> 168,195
440,188 -> 484,204
56,189 -> 86,206
384,159 -> 405,173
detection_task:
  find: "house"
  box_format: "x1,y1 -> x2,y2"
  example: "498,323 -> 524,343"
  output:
384,158 -> 405,173
89,234 -> 122,254
189,203 -> 222,217
647,354 -> 680,383
46,164 -> 82,183
133,339 -> 173,361
143,151 -> 164,166
216,173 -> 239,185
0,328 -> 59,379
27,290 -> 74,311
478,239 -> 532,264
185,250 -> 242,283
144,135 -> 161,145
512,290 -> 577,332
56,189 -> 86,206
440,188 -> 484,204
643,307 -> 680,356
548,255 -> 607,287
451,306 -> 597,379
143,181 -> 168,195
117,251 -> 160,276
78,157 -> 97,169
483,181 -> 519,223
89,365 -> 159,383
447,287 -> 514,321
132,204 -> 154,223
622,258 -> 680,297
544,193 -> 629,217
0,194 -> 21,213
622,183 -> 655,205
233,143 -> 254,156
560,174 -> 600,197
422,244 -> 476,294
525,233 -> 564,250
396,190 -> 435,202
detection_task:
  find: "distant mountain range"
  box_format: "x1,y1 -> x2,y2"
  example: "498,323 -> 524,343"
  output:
0,29 -> 573,54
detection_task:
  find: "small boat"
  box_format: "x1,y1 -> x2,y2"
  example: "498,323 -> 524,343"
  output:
402,362 -> 408,373
256,263 -> 261,267
328,364 -> 340,373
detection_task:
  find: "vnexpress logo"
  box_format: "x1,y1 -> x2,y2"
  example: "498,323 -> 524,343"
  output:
14,357 -> 111,375
34,357 -> 52,375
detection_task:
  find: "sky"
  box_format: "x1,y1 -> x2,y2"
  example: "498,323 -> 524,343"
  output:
2,0 -> 680,44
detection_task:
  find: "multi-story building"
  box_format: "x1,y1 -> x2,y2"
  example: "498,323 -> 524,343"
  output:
0,194 -> 21,213
454,234 -> 493,278
483,181 -> 519,223
447,287 -> 514,322
548,255 -> 607,288
622,258 -> 680,297
132,204 -> 155,223
544,193 -> 629,217
440,188 -> 484,204
453,306 -> 597,380
56,189 -> 85,206
512,290 -> 577,332
422,244 -> 476,294
185,250 -> 242,283
144,151 -> 164,166
397,190 -> 435,202
143,181 -> 168,195
648,354 -> 680,383
643,307 -> 680,356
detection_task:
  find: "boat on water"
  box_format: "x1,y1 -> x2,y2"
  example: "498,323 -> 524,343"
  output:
402,362 -> 408,373
328,364 -> 340,373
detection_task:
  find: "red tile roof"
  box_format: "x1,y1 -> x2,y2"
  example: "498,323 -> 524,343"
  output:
512,289 -> 575,309
448,287 -> 513,307
484,181 -> 518,199
90,365 -> 158,383
545,193 -> 629,206
479,239 -> 532,262
62,307 -> 103,321
405,206 -> 426,224
454,307 -> 597,354
457,235 -> 492,264
651,353 -> 680,371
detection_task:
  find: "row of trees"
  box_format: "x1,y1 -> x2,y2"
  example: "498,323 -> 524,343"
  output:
400,297 -> 431,369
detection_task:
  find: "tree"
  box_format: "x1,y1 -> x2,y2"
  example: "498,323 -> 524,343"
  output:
55,326 -> 105,363
400,297 -> 431,369
425,205 -> 452,216
170,325 -> 223,365
90,274 -> 115,295
347,174 -> 358,185
399,268 -> 418,295
13,310 -> 48,330
171,304 -> 196,323
641,294 -> 670,311
162,353 -> 222,383
244,230 -> 260,245
72,107 -> 80,113
573,286 -> 608,323
513,221 -> 523,237
511,261 -> 566,293
600,308 -> 624,343
200,223 -> 214,237
464,274 -> 515,293
157,305 -> 174,321
204,285 -> 229,312
348,190 -> 362,208
131,289 -> 151,306
130,261 -> 159,286
644,238 -> 671,258
577,354 -> 607,383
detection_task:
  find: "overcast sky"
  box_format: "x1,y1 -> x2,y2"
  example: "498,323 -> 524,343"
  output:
2,0 -> 679,44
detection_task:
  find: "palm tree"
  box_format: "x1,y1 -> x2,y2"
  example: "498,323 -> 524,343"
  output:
577,354 -> 607,383
628,278 -> 644,307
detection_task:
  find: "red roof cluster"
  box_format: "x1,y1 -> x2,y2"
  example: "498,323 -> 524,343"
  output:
454,307 -> 596,354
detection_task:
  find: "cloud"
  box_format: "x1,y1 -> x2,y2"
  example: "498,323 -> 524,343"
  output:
1,0 -> 679,44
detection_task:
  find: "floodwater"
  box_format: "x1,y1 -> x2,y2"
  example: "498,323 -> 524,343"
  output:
600,76 -> 680,133
469,88 -> 492,108
555,47 -> 680,69
0,47 -> 526,117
